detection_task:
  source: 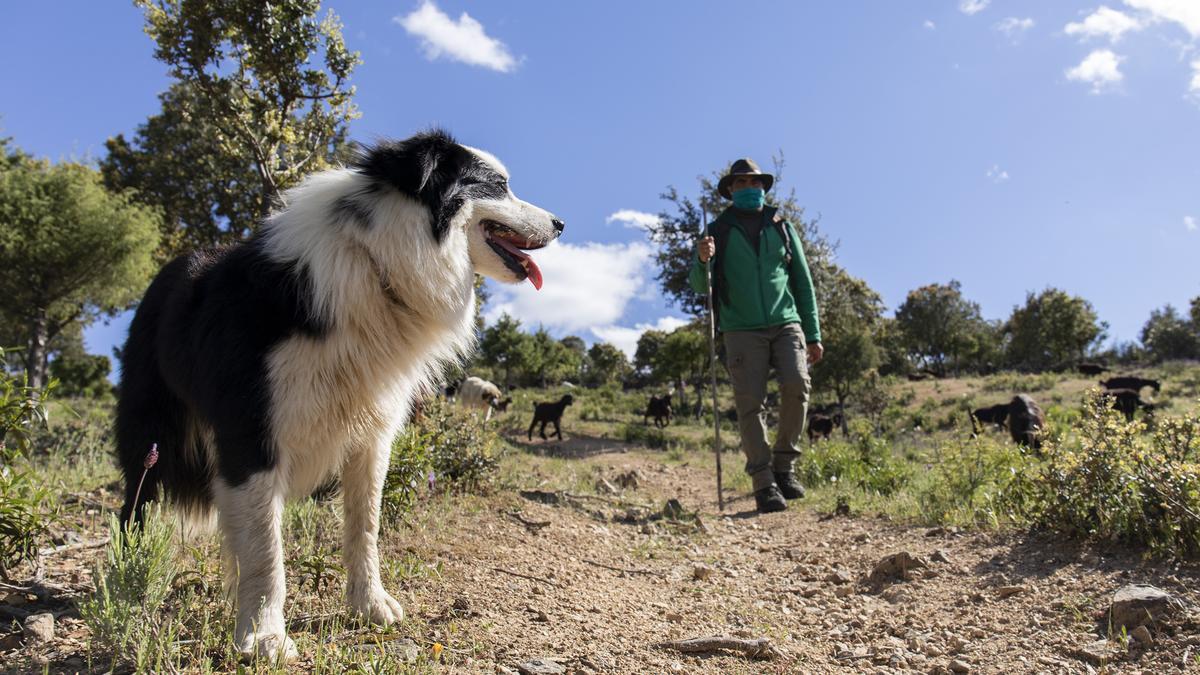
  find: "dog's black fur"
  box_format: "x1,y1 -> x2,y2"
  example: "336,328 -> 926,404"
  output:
806,412 -> 843,442
643,394 -> 672,428
970,403 -> 1009,432
1008,394 -> 1044,450
528,394 -> 574,441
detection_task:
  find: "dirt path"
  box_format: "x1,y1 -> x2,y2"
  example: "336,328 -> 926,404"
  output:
4,435 -> 1199,674
393,436 -> 1200,674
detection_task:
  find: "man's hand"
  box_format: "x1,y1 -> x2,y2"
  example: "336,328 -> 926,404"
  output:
807,342 -> 824,365
697,236 -> 715,263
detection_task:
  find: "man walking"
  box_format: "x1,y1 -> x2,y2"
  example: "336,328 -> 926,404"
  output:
689,158 -> 823,514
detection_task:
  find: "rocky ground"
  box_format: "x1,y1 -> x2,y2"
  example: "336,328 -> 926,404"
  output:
2,432 -> 1198,674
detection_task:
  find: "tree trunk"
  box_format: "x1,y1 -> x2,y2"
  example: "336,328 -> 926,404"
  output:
24,307 -> 50,390
676,376 -> 688,411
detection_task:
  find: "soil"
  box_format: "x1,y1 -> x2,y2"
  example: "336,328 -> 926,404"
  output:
3,431 -> 1199,674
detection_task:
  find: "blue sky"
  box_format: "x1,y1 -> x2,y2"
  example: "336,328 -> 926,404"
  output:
2,1 -> 1198,361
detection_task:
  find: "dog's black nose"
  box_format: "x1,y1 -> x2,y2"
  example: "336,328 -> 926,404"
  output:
552,218 -> 565,234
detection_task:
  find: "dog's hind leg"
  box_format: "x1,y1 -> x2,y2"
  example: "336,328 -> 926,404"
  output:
215,472 -> 296,663
342,438 -> 404,626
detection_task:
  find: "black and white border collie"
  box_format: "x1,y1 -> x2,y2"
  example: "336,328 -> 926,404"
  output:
115,130 -> 561,661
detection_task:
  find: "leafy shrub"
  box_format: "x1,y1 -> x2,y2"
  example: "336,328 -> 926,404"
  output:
80,505 -> 179,666
917,435 -> 1029,527
620,422 -> 667,449
0,347 -> 55,576
49,352 -> 113,398
981,371 -> 1059,393
1015,393 -> 1200,556
797,419 -> 912,496
383,399 -> 500,520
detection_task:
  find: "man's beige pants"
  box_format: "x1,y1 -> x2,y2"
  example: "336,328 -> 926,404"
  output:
723,323 -> 811,492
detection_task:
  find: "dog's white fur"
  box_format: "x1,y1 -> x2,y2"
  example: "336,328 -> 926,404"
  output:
457,375 -> 504,421
214,147 -> 555,660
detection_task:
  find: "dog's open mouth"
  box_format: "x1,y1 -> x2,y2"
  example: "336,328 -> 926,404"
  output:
483,220 -> 546,290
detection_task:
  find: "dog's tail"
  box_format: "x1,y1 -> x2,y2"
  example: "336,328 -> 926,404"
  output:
116,258 -> 214,526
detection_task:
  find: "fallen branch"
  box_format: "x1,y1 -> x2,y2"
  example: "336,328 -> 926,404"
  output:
654,635 -> 781,660
582,558 -> 662,577
38,536 -> 109,557
489,566 -> 563,589
505,511 -> 551,532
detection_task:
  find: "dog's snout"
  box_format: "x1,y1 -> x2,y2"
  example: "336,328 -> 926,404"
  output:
551,218 -> 565,235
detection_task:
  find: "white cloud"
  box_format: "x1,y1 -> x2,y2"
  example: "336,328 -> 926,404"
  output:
396,1 -> 517,73
1189,58 -> 1200,103
484,240 -> 653,334
591,317 -> 691,359
924,19 -> 937,30
1124,0 -> 1200,38
986,164 -> 1010,183
605,209 -> 660,231
996,17 -> 1035,40
1065,7 -> 1143,42
1186,215 -> 1198,231
1066,49 -> 1125,92
960,0 -> 990,16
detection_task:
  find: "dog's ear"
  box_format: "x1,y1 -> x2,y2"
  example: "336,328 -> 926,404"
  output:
351,130 -> 468,243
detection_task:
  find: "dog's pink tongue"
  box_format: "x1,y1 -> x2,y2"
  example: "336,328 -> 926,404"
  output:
525,258 -> 543,290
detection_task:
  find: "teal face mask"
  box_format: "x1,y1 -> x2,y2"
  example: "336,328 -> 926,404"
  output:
732,187 -> 765,209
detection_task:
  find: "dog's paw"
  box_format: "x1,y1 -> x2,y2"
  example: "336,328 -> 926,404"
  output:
237,631 -> 298,663
349,586 -> 405,625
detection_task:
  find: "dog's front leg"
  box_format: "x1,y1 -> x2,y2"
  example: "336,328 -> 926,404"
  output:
342,440 -> 404,625
215,473 -> 296,662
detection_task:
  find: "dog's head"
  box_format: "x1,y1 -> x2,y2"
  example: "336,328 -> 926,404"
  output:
351,130 -> 563,289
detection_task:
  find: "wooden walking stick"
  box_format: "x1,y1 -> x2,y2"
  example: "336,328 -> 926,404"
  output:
702,207 -> 724,512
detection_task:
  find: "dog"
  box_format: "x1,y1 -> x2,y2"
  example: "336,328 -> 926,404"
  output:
457,375 -> 506,421
115,130 -> 563,661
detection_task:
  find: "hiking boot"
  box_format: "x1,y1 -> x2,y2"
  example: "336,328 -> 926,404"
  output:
774,472 -> 806,500
754,484 -> 788,513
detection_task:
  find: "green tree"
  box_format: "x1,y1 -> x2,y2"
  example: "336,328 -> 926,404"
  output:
810,269 -> 884,427
50,352 -> 112,399
633,329 -> 667,377
479,313 -> 528,389
894,281 -> 985,375
645,156 -> 835,317
0,154 -> 159,388
1004,288 -> 1106,371
652,325 -> 708,410
523,328 -> 579,387
101,83 -> 264,258
131,0 -> 359,219
584,342 -> 630,386
1140,304 -> 1199,362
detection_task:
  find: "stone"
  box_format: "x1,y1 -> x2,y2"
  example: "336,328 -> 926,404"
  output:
1071,640 -> 1118,667
1109,584 -> 1185,630
930,550 -> 951,564
996,585 -> 1026,599
665,612 -> 684,623
869,552 -> 928,585
826,569 -> 853,585
517,658 -> 567,675
23,612 -> 53,644
692,564 -> 715,581
949,659 -> 971,673
1129,625 -> 1152,645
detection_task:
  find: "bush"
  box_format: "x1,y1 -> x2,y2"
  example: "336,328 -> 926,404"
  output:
917,435 -> 1029,527
980,371 -> 1059,393
49,352 -> 112,398
383,399 -> 500,520
0,347 -> 55,576
80,505 -> 179,667
620,422 -> 667,449
1016,393 -> 1200,556
797,419 -> 912,496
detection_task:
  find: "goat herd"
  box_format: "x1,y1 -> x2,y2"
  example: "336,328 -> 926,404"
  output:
438,367 -> 1163,451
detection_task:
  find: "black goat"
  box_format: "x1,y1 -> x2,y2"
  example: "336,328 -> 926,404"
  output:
528,394 -> 574,441
807,411 -> 843,442
1008,394 -> 1045,450
494,396 -> 512,413
970,404 -> 1009,432
643,394 -> 672,428
1101,388 -> 1153,422
1077,362 -> 1109,376
1100,376 -> 1161,394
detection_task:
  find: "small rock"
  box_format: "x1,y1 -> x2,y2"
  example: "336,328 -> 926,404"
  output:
23,613 -> 53,644
853,532 -> 871,543
1129,625 -> 1152,645
996,585 -> 1025,599
930,550 -> 951,564
826,569 -> 853,585
665,612 -> 684,623
518,659 -> 566,675
1071,639 -> 1118,667
950,659 -> 971,673
1109,584 -> 1185,631
869,551 -> 928,585
595,478 -> 618,494
614,470 -> 640,489
692,564 -> 715,581
949,636 -> 970,653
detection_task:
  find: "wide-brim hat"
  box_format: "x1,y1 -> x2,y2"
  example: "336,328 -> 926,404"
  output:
717,158 -> 774,199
